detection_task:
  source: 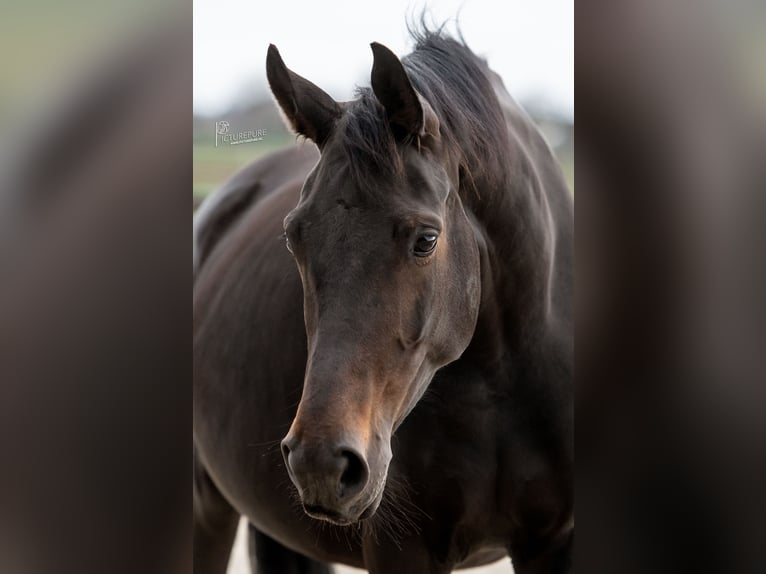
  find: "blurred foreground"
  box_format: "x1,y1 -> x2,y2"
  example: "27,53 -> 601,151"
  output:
0,1 -> 764,573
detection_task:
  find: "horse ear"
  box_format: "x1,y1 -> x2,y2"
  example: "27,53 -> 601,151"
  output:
266,44 -> 341,147
370,42 -> 439,142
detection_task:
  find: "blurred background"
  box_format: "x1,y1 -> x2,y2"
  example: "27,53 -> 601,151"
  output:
2,1 -> 762,573
193,0 -> 574,204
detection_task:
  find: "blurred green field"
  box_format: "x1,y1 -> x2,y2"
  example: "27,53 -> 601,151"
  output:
193,113 -> 573,202
193,135 -> 293,199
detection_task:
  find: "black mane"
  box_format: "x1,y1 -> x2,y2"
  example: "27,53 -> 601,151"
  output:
341,88 -> 402,192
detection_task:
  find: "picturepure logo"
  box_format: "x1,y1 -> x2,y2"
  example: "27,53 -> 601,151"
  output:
215,120 -> 267,148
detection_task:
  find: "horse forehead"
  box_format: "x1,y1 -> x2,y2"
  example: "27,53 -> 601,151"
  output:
303,171 -> 443,219
304,203 -> 390,246
300,171 -> 400,215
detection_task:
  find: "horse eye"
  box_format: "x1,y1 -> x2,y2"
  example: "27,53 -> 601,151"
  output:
413,233 -> 438,257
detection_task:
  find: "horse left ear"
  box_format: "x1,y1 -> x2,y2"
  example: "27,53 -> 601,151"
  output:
370,42 -> 439,143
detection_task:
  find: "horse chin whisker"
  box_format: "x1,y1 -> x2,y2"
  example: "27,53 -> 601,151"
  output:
356,474 -> 425,550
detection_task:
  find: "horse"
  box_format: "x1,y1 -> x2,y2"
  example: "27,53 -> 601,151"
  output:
193,30 -> 573,574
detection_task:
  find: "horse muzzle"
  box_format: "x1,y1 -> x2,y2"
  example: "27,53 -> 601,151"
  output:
281,432 -> 387,524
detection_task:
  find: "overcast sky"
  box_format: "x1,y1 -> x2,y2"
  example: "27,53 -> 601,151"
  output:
193,0 -> 573,120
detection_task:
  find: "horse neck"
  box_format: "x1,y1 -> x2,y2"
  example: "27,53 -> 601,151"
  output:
458,106 -> 573,364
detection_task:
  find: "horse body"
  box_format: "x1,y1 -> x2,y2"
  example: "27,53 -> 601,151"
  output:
194,33 -> 572,573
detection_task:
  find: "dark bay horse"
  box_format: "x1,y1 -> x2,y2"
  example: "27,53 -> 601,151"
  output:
194,31 -> 572,573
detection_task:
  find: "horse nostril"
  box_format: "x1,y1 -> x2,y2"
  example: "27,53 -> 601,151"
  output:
337,449 -> 369,499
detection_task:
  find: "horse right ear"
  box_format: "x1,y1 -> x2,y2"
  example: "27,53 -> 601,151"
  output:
370,42 -> 439,144
266,45 -> 341,147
